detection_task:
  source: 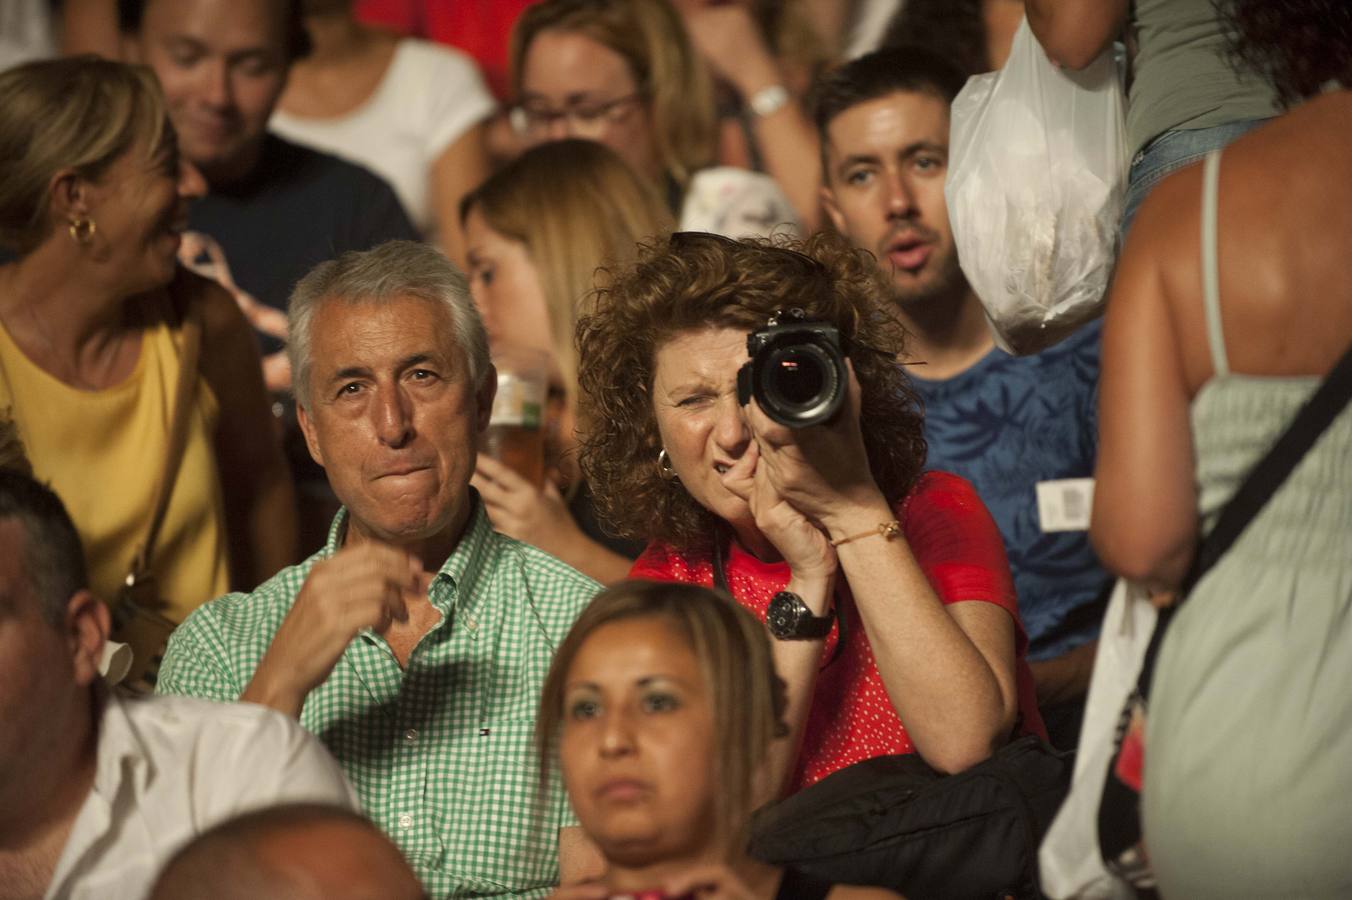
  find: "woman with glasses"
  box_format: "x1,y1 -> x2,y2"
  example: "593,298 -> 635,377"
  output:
509,0 -> 801,240
460,139 -> 673,583
576,231 -> 1045,795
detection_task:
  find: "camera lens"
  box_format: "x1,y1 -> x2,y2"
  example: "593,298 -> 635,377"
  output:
762,342 -> 840,426
739,318 -> 847,428
769,347 -> 827,405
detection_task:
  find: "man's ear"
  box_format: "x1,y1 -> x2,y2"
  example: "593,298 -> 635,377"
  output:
65,590 -> 109,688
820,183 -> 848,236
475,363 -> 498,434
296,401 -> 326,468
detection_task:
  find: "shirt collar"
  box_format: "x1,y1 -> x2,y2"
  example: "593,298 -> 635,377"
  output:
91,689 -> 153,800
46,690 -> 150,894
323,493 -> 498,621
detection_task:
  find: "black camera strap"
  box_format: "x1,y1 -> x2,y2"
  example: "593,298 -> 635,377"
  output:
713,534 -> 847,668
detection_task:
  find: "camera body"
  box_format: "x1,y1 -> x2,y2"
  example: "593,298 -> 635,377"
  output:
736,310 -> 847,428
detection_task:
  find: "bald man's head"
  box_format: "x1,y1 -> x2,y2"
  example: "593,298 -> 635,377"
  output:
152,804 -> 424,900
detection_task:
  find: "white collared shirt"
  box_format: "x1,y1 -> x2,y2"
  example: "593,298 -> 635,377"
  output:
46,691 -> 357,900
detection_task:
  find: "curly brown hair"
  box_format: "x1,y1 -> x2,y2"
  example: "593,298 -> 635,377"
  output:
577,231 -> 927,553
1223,0 -> 1352,106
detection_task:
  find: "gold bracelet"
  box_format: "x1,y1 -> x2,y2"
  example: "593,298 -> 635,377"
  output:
830,520 -> 901,547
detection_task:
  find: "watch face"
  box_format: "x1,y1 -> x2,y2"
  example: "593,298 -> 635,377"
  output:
767,592 -> 802,638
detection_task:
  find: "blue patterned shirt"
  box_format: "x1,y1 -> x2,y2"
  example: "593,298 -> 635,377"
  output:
911,320 -> 1108,660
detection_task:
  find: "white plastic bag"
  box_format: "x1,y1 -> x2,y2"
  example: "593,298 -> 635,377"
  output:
1038,578 -> 1155,899
946,19 -> 1126,355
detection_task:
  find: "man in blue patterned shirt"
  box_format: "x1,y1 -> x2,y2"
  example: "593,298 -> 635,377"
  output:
813,48 -> 1109,748
158,241 -> 602,896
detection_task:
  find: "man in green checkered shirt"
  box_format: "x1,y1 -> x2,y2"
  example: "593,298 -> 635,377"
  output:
157,241 -> 602,898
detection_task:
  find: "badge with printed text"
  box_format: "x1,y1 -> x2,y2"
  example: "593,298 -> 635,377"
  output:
1036,478 -> 1095,532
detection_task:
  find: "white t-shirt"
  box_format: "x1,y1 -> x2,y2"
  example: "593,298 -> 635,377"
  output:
46,691 -> 357,900
270,38 -> 496,241
0,0 -> 55,71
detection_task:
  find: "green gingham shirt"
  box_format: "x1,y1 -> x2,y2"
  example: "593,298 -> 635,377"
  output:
157,502 -> 600,898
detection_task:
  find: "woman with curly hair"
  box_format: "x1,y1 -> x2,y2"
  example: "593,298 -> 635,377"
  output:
1092,1 -> 1352,893
576,231 -> 1045,795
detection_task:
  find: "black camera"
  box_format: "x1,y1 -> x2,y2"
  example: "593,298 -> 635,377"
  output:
735,309 -> 847,428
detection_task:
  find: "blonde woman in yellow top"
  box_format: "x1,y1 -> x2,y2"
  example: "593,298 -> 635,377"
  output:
0,57 -> 296,620
461,139 -> 673,583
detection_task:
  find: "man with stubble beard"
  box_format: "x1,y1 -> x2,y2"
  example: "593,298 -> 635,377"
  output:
814,47 -> 1109,750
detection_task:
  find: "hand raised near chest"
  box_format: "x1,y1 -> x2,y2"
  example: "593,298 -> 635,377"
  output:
242,543 -> 432,717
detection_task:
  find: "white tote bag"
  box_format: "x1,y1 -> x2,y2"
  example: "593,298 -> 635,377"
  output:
1038,578 -> 1155,899
945,19 -> 1127,356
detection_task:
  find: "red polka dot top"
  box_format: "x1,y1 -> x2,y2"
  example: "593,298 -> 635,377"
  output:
629,471 -> 1047,793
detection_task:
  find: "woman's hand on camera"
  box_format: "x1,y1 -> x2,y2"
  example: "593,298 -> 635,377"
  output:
472,453 -> 579,551
722,441 -> 837,588
743,361 -> 888,533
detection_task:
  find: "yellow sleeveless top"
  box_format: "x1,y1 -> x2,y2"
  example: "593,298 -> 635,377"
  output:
0,294 -> 229,621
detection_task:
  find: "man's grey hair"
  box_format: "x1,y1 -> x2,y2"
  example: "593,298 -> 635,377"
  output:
286,241 -> 491,407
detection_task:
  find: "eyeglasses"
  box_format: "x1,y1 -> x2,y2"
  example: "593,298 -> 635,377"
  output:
509,92 -> 645,138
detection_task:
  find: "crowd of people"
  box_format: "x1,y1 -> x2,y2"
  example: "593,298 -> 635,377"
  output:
0,0 -> 1348,898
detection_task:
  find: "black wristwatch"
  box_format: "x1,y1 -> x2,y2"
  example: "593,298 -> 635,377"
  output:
766,591 -> 833,640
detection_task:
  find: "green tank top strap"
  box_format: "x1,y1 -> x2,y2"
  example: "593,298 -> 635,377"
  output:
1201,149 -> 1230,378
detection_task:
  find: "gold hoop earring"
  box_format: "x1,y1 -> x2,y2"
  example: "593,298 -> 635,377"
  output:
657,448 -> 677,480
68,215 -> 97,246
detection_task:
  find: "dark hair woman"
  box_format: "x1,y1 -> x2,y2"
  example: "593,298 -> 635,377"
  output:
537,580 -> 899,899
1091,0 -> 1352,893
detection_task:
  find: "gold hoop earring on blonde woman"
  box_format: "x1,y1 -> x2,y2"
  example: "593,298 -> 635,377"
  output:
68,215 -> 97,245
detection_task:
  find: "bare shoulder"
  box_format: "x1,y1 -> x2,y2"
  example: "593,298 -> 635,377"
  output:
1225,91 -> 1351,171
827,885 -> 903,900
1124,158 -> 1203,275
1200,95 -> 1352,373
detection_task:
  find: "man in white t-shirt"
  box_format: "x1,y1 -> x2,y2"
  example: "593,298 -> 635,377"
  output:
0,471 -> 357,900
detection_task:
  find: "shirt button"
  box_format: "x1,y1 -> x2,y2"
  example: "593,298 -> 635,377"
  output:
398,813 -> 413,830
404,728 -> 418,744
